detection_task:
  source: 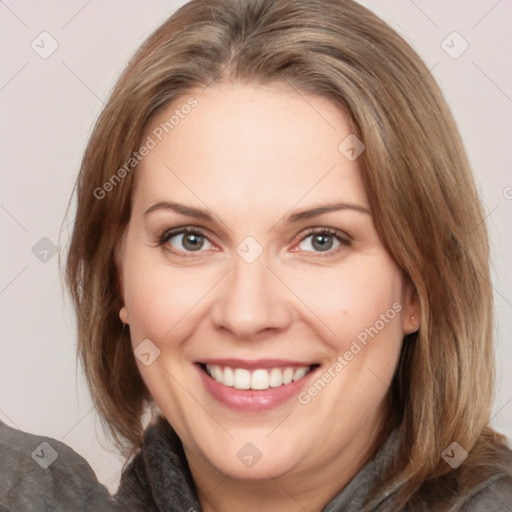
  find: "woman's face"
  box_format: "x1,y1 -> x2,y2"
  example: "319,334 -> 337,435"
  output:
118,84 -> 418,485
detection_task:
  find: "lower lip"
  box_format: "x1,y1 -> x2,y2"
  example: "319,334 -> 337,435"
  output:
196,364 -> 317,412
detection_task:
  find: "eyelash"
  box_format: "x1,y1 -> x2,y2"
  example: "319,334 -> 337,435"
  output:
158,226 -> 352,258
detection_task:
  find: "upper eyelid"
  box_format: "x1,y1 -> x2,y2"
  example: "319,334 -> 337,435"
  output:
161,226 -> 210,238
160,225 -> 351,250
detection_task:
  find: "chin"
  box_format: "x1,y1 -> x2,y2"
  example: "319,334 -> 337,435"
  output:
208,439 -> 304,480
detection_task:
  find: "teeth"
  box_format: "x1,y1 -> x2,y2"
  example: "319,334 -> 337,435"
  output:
213,366 -> 223,382
294,367 -> 307,380
282,368 -> 294,384
223,367 -> 234,387
233,369 -> 251,390
205,364 -> 311,391
269,368 -> 283,387
251,369 -> 269,390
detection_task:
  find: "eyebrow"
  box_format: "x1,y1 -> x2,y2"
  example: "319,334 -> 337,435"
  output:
285,202 -> 371,222
144,201 -> 371,223
144,201 -> 215,221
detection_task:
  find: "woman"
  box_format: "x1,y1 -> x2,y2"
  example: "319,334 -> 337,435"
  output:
62,0 -> 512,510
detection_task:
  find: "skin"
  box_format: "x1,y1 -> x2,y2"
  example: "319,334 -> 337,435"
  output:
118,83 -> 419,511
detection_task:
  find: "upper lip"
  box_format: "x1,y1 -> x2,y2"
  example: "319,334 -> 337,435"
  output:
198,358 -> 317,369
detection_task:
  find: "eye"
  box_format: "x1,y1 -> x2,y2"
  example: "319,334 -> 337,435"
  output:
159,227 -> 214,254
295,227 -> 351,255
158,226 -> 351,257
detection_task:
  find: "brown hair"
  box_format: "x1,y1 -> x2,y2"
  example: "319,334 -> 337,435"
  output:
65,0 -> 509,507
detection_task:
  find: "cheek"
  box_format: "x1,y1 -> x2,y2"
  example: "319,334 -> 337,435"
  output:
285,257 -> 405,349
121,244 -> 221,348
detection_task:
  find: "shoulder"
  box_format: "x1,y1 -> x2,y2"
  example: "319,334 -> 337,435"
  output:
456,474 -> 512,511
0,420 -> 112,512
455,439 -> 512,511
375,437 -> 512,512
421,440 -> 512,512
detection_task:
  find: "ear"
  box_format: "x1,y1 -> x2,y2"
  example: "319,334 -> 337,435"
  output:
119,305 -> 129,325
115,231 -> 129,324
401,279 -> 420,335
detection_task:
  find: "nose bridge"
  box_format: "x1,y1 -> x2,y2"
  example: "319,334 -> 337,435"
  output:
212,250 -> 292,338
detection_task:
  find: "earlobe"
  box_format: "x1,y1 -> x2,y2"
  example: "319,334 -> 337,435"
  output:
119,306 -> 129,325
402,281 -> 420,334
406,314 -> 420,334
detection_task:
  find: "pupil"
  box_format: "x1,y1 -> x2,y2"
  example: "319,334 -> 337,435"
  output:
183,233 -> 204,251
313,234 -> 333,251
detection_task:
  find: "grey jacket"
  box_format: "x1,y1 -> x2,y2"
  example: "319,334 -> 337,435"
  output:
1,419 -> 511,511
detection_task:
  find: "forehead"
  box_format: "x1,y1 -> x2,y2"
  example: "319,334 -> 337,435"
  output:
134,84 -> 368,216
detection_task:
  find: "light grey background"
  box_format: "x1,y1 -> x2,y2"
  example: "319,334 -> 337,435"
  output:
1,0 -> 511,492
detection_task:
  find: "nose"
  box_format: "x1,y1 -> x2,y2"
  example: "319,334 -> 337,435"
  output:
210,253 -> 294,340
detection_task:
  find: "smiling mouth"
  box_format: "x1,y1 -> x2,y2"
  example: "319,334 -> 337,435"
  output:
199,363 -> 319,391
